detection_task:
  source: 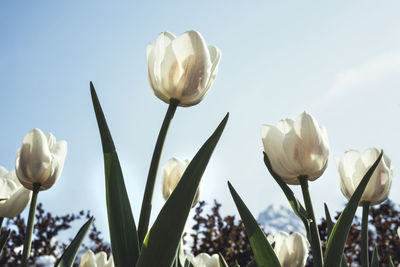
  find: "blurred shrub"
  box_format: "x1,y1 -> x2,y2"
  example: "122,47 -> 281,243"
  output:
0,200 -> 398,266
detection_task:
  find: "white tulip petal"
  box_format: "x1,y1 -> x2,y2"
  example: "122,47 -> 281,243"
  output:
336,148 -> 393,206
0,187 -> 32,218
172,31 -> 210,102
262,125 -> 298,183
272,231 -> 309,267
147,30 -> 219,107
162,158 -> 201,207
80,250 -> 114,267
15,128 -> 67,191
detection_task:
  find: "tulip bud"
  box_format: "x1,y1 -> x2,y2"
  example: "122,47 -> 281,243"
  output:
261,111 -> 330,184
162,158 -> 202,208
0,166 -> 31,218
147,30 -> 221,107
79,250 -> 114,267
335,148 -> 393,206
270,231 -> 309,267
185,252 -> 220,267
15,128 -> 67,191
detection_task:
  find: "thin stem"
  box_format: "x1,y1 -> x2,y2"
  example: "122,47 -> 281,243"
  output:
138,98 -> 179,245
299,176 -> 323,267
21,183 -> 40,267
361,201 -> 370,267
0,217 -> 4,229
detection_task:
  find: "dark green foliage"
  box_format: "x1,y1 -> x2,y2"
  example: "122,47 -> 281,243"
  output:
188,200 -> 254,266
190,200 -> 400,267
0,203 -> 110,266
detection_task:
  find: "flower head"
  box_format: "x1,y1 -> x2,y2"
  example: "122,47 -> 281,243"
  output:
147,30 -> 221,107
269,231 -> 309,267
79,250 -> 114,267
15,128 -> 67,191
262,111 -> 330,184
335,148 -> 393,206
0,166 -> 31,218
185,253 -> 220,267
162,157 -> 202,208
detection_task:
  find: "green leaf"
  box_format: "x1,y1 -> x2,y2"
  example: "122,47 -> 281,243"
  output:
324,203 -> 349,267
228,182 -> 281,267
324,151 -> 383,267
218,253 -> 229,267
371,245 -> 379,267
184,259 -> 195,267
90,82 -> 140,266
54,217 -> 93,267
389,256 -> 395,267
136,113 -> 229,267
263,152 -> 310,237
0,230 -> 10,253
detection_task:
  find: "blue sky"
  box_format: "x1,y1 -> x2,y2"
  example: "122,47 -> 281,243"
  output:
1,1 -> 400,241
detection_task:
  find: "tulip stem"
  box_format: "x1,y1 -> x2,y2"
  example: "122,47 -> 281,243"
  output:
299,176 -> 323,267
138,98 -> 179,245
361,201 -> 370,267
21,183 -> 40,267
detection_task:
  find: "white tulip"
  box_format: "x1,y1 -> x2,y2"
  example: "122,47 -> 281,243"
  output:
15,128 -> 67,191
147,30 -> 221,107
270,231 -> 309,267
185,253 -> 220,267
0,166 -> 31,218
261,111 -> 330,184
162,158 -> 202,207
335,148 -> 393,206
79,250 -> 114,267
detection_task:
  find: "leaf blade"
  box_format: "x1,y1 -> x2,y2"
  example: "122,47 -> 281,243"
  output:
55,217 -> 94,267
90,82 -> 140,266
136,113 -> 229,267
228,181 -> 281,267
324,151 -> 383,267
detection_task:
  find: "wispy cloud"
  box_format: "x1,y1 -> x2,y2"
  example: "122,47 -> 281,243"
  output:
319,51 -> 400,106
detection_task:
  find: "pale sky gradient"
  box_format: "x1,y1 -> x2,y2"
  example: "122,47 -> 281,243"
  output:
1,1 -> 400,242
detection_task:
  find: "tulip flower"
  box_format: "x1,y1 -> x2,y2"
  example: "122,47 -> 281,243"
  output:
147,30 -> 221,107
269,231 -> 309,267
185,252 -> 220,267
15,128 -> 67,191
162,158 -> 202,207
261,111 -> 330,185
80,250 -> 114,267
335,148 -> 393,206
0,166 -> 31,218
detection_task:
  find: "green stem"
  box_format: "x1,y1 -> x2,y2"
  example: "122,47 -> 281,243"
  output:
361,201 -> 370,267
138,98 -> 179,245
21,183 -> 40,267
299,176 -> 323,267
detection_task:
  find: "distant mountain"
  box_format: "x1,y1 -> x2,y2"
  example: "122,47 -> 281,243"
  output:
257,204 -> 306,236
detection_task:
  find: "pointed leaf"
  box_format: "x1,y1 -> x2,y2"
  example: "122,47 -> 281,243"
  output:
136,114 -> 229,267
91,82 -> 140,266
389,256 -> 395,267
55,217 -> 93,267
184,259 -> 195,267
0,230 -> 10,253
218,253 -> 229,267
324,203 -> 349,267
371,245 -> 379,267
228,182 -> 281,267
263,152 -> 309,236
324,151 -> 383,267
